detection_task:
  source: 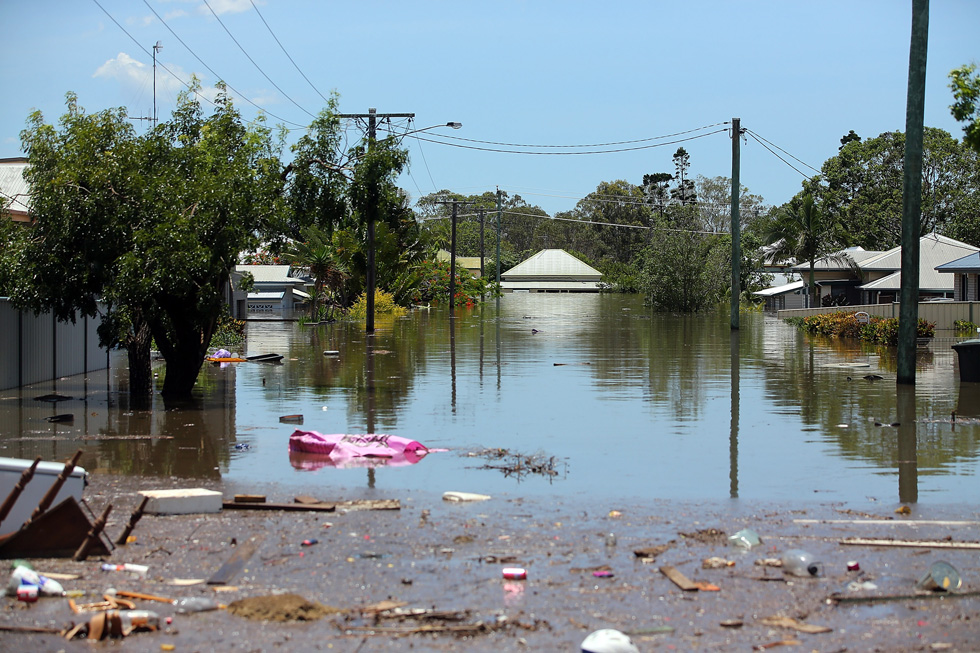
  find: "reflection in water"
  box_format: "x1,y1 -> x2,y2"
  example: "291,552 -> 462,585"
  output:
1,295 -> 978,505
897,384 -> 918,504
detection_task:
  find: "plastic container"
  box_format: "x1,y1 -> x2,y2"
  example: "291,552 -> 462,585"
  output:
7,565 -> 65,596
728,528 -> 761,549
101,563 -> 148,576
502,567 -> 527,580
781,549 -> 824,577
917,561 -> 962,591
117,610 -> 160,632
16,584 -> 38,602
174,597 -> 219,613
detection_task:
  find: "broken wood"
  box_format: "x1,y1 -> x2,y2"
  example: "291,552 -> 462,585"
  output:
279,414 -> 304,424
0,497 -> 111,559
233,494 -> 266,503
759,615 -> 831,634
0,624 -> 66,634
45,414 -> 74,423
29,449 -> 83,523
840,538 -> 980,550
795,519 -> 980,526
73,503 -> 112,561
207,535 -> 264,585
115,496 -> 149,546
222,498 -> 400,512
0,456 -> 41,528
829,590 -> 980,604
659,565 -> 698,591
114,589 -> 174,604
755,640 -> 801,650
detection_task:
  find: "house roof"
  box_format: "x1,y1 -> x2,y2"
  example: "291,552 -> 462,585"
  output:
435,251 -> 484,270
0,158 -> 30,217
859,269 -> 954,292
752,280 -> 805,297
235,265 -> 304,284
502,249 -> 601,280
500,280 -> 601,291
859,233 -> 979,271
936,251 -> 980,273
790,246 -> 884,272
248,291 -> 285,300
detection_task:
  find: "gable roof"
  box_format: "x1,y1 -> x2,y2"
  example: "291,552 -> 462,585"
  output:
502,249 -> 601,280
0,158 -> 30,218
235,265 -> 304,284
859,233 -> 978,271
936,251 -> 980,273
790,246 -> 884,272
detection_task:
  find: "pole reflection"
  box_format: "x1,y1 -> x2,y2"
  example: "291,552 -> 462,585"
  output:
729,330 -> 740,499
896,383 -> 918,504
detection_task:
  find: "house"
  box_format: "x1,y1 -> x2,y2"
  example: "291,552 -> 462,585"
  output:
234,265 -> 310,316
936,251 -> 980,301
788,234 -> 978,305
436,250 -> 486,278
500,249 -> 602,293
753,280 -> 806,311
0,157 -> 30,223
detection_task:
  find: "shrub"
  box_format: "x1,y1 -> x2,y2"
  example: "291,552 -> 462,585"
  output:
212,312 -> 246,348
347,289 -> 407,319
790,311 -> 934,346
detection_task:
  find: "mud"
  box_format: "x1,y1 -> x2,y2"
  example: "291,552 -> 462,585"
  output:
1,473 -> 979,651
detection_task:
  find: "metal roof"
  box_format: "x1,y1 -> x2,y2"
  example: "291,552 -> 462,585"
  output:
752,280 -> 805,297
859,233 -> 978,271
936,251 -> 980,273
859,268 -> 954,292
790,246 -> 884,271
235,265 -> 304,284
0,158 -> 30,216
502,249 -> 602,280
501,280 -> 601,291
248,292 -> 285,300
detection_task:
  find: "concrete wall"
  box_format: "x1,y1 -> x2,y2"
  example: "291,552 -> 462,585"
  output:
778,301 -> 980,330
0,299 -> 108,390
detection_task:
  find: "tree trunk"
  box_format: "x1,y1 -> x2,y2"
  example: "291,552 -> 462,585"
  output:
126,319 -> 153,408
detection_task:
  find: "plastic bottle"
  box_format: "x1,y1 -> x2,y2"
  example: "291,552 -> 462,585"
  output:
781,549 -> 824,577
117,610 -> 160,632
100,563 -> 148,576
728,528 -> 761,549
174,597 -> 219,613
7,565 -> 65,596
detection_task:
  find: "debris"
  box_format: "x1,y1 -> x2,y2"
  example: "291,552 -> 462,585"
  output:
896,505 -> 912,515
0,456 -> 41,529
759,615 -> 832,634
846,580 -> 878,592
7,564 -> 65,596
207,534 -> 264,585
840,538 -> 980,550
233,494 -> 266,503
279,414 -> 304,424
113,589 -> 174,604
754,640 -> 801,650
222,498 -> 399,512
781,549 -> 824,577
917,561 -> 962,591
633,543 -> 674,561
830,590 -> 980,604
502,567 -> 527,580
847,560 -> 860,571
702,556 -> 735,569
720,619 -> 744,628
755,558 -> 783,567
34,393 -> 73,403
139,488 -> 223,515
301,539 -> 318,546
45,414 -> 74,423
289,431 -> 439,469
659,565 -> 699,591
467,447 -> 565,480
443,491 -> 491,502
174,596 -> 220,613
728,528 -> 762,549
581,628 -> 640,653
101,563 -> 148,576
226,594 -> 336,622
73,503 -> 112,561
80,609 -> 160,640
115,496 -> 149,546
323,350 -> 340,356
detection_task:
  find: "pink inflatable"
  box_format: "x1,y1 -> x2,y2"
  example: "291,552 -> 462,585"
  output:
288,430 -> 437,470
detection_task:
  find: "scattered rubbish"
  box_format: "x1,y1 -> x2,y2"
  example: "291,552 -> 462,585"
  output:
633,543 -> 674,561
139,488 -> 223,515
115,496 -> 149,546
16,584 -> 38,601
78,609 -> 160,640
660,565 -> 699,591
34,394 -> 73,403
225,594 -> 334,622
7,564 -> 65,597
289,430 -> 440,469
245,353 -> 283,363
754,639 -> 802,651
841,537 -> 980,550
605,533 -> 617,547
223,498 -> 398,512
608,510 -> 622,518
233,443 -> 250,450
233,494 -> 266,503
467,447 -> 565,480
702,556 -> 736,569
443,491 -> 491,502
759,615 -> 832,634
917,561 -> 962,592
323,350 -> 340,356
174,596 -> 220,613
896,505 -> 912,515
502,567 -> 527,580
592,570 -> 614,578
0,451 -> 89,536
101,563 -> 148,577
781,549 -> 824,577
207,534 -> 264,585
863,374 -> 884,381
45,414 -> 74,423
301,539 -> 318,547
581,628 -> 640,653
831,589 -> 980,604
847,580 -> 879,592
279,414 -> 304,424
112,589 -> 174,604
847,560 -> 861,571
719,619 -> 744,628
755,558 -> 783,567
728,528 -> 762,549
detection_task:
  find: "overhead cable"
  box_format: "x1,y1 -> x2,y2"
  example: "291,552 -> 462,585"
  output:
248,0 -> 332,105
406,129 -> 729,155
429,121 -> 731,149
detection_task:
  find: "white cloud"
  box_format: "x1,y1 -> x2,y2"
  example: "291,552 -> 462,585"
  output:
93,52 -> 209,104
164,9 -> 189,20
198,0 -> 256,16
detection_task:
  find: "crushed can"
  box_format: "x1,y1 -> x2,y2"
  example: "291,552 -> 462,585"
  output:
502,567 -> 527,580
16,584 -> 39,602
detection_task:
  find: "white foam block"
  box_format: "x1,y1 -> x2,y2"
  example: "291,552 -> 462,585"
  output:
139,488 -> 223,515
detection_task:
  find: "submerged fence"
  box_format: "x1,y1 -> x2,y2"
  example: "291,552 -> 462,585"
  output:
777,301 -> 980,331
0,299 -> 108,390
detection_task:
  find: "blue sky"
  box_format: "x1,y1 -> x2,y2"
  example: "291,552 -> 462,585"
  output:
1,0 -> 977,216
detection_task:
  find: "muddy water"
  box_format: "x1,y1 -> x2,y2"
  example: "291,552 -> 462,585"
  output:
2,293 -> 978,505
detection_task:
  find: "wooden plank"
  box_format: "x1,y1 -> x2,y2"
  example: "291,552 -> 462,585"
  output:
233,494 -> 267,503
840,538 -> 980,550
207,534 -> 264,585
795,519 -> 980,526
659,565 -> 698,591
222,501 -> 336,513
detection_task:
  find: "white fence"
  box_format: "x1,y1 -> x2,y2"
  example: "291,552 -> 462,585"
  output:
777,301 -> 980,331
0,299 -> 108,390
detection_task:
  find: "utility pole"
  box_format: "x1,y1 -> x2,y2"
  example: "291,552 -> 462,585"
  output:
435,199 -> 472,313
496,188 -> 502,285
730,117 -> 742,330
338,108 -> 415,333
897,0 -> 929,385
478,209 -> 486,280
153,41 -> 163,126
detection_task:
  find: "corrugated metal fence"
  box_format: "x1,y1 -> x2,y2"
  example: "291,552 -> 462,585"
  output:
0,299 -> 108,390
778,301 -> 980,330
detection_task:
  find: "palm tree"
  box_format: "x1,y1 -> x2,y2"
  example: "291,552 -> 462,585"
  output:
286,226 -> 349,320
765,194 -> 843,308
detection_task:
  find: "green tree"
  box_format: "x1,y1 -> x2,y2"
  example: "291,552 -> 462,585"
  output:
950,63 -> 980,153
15,86 -> 282,399
693,175 -> 768,234
764,194 -> 842,308
285,225 -> 350,321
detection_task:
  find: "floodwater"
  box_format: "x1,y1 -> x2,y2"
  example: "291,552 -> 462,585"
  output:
2,293 -> 979,506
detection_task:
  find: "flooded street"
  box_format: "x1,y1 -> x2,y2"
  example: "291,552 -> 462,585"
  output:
2,293 -> 978,506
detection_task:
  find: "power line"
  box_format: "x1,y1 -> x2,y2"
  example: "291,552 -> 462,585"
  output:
422,208 -> 726,237
429,121 -> 731,149
201,0 -> 316,118
140,0 -> 307,128
248,0 -> 331,106
743,129 -> 820,177
405,129 -> 729,155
